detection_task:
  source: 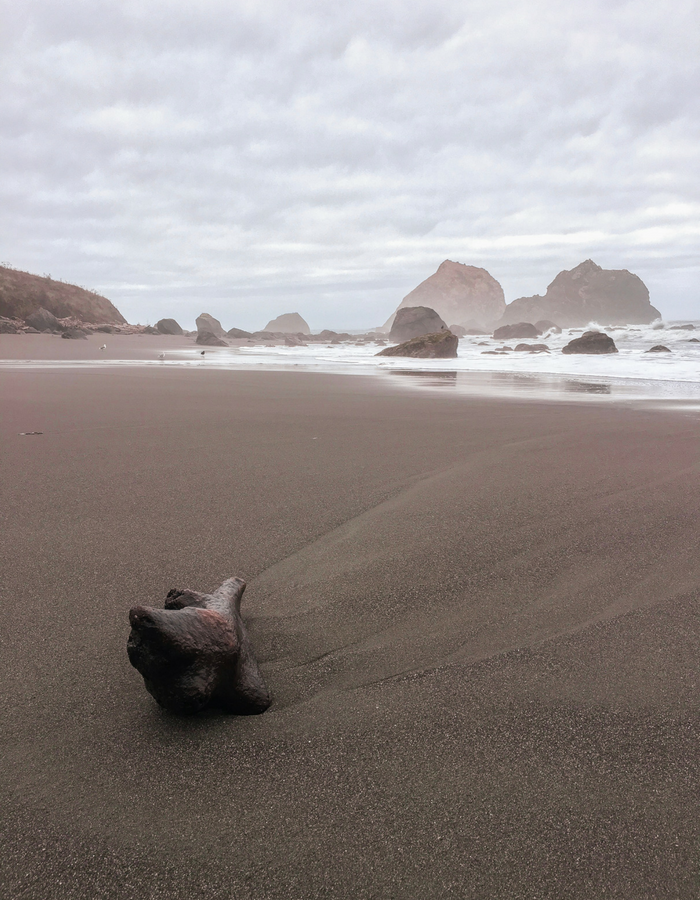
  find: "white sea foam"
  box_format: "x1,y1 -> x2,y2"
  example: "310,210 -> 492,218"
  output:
2,321 -> 699,405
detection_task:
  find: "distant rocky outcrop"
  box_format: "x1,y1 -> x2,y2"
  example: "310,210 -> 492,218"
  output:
390,307 -> 448,342
196,331 -> 228,347
156,318 -> 183,335
376,331 -> 458,359
383,261 -> 505,332
227,327 -> 253,339
264,313 -> 310,334
499,260 -> 660,327
0,265 -> 126,324
646,345 -> 671,352
196,313 -> 226,337
493,322 -> 541,340
561,331 -> 618,354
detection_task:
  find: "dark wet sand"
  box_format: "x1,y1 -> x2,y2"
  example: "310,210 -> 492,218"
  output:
1,364 -> 699,899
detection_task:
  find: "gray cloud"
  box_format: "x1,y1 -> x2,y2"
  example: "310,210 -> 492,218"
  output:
1,0 -> 698,329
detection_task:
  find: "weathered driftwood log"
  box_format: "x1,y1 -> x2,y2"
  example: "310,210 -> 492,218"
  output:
127,577 -> 270,715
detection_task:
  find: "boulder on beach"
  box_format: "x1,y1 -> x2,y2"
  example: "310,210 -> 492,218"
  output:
61,328 -> 88,340
284,334 -> 307,346
376,330 -> 458,359
493,322 -> 541,340
646,345 -> 671,353
196,331 -> 228,347
0,318 -> 20,333
227,327 -> 253,339
156,318 -> 183,335
390,306 -> 448,342
264,313 -> 310,334
498,260 -> 660,327
25,307 -> 61,332
561,331 -> 618,355
196,313 -> 226,338
383,260 -> 506,332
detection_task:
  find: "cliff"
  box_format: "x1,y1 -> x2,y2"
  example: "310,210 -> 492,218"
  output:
0,266 -> 126,324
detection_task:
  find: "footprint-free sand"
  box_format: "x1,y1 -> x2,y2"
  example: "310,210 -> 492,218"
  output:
1,350 -> 699,898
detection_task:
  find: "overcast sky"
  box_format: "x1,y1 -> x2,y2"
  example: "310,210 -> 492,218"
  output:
1,0 -> 698,329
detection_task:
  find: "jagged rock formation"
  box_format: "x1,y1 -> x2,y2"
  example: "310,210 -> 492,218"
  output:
376,330 -> 458,359
127,576 -> 271,715
156,318 -> 183,335
561,331 -> 618,354
196,313 -> 226,337
383,261 -> 505,332
264,313 -> 310,334
0,265 -> 126,324
390,306 -> 448,342
499,260 -> 660,327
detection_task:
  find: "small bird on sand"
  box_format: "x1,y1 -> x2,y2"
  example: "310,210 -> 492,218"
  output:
100,344 -> 107,351
200,350 -> 205,356
158,353 -> 165,359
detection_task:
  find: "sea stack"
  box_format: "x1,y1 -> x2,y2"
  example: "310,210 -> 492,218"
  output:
383,261 -> 505,332
498,260 -> 660,327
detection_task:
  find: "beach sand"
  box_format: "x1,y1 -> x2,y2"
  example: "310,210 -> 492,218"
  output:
1,360 -> 699,898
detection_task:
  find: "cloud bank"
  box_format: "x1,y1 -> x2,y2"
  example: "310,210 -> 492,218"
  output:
1,0 -> 698,328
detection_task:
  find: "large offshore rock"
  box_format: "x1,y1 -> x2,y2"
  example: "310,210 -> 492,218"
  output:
493,322 -> 541,340
196,331 -> 228,346
127,576 -> 271,715
376,330 -> 458,359
25,307 -> 62,331
561,330 -> 618,354
0,265 -> 126,324
384,260 -> 505,332
263,312 -> 311,334
196,313 -> 226,337
156,318 -> 183,335
389,306 -> 448,342
499,260 -> 660,327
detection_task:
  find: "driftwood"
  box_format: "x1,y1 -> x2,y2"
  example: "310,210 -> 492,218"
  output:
127,577 -> 270,715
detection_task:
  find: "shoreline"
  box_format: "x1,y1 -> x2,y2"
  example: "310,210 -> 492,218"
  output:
2,332 -> 700,412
